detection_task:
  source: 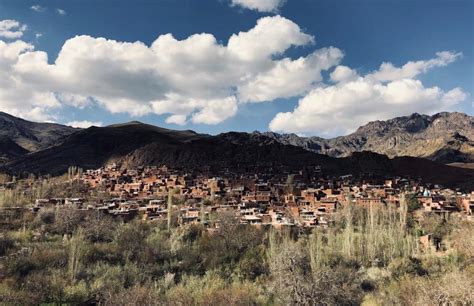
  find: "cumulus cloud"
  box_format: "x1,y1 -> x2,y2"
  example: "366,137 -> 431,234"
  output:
239,47 -> 343,102
56,8 -> 66,15
0,40 -> 59,121
0,15 -> 339,124
228,16 -> 314,62
0,15 -> 467,132
230,0 -> 285,12
270,52 -> 467,135
330,65 -> 358,83
66,120 -> 103,128
0,20 -> 27,39
151,94 -> 238,125
191,97 -> 238,124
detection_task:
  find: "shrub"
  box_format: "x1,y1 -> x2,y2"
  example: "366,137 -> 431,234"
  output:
38,208 -> 55,225
388,257 -> 426,280
0,235 -> 15,256
82,211 -> 118,243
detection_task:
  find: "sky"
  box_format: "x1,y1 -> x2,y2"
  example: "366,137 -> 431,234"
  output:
0,0 -> 472,137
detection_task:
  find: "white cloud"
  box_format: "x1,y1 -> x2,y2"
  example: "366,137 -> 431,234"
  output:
55,93 -> 92,108
56,8 -> 66,15
270,53 -> 467,136
66,120 -> 103,128
30,5 -> 46,12
1,15 -> 332,124
270,51 -> 467,135
0,40 -> 58,121
191,96 -> 238,124
230,0 -> 285,12
165,114 -> 187,125
151,94 -> 238,125
330,65 -> 359,83
0,16 -> 467,132
238,47 -> 343,102
366,51 -> 462,82
0,20 -> 27,39
228,16 -> 314,62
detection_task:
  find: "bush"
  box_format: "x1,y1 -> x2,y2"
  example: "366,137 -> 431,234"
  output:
236,247 -> 267,280
388,257 -> 426,280
100,285 -> 161,306
89,263 -> 125,298
54,207 -> 85,236
0,235 -> 15,256
374,269 -> 474,305
38,208 -> 55,225
164,271 -> 269,306
82,211 -> 118,243
406,193 -> 422,212
0,201 -> 472,305
63,280 -> 90,304
113,220 -> 152,262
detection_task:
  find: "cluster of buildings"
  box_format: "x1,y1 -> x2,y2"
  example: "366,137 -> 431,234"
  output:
28,163 -> 474,228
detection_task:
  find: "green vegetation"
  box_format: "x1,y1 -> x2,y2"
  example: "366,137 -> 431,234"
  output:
0,189 -> 472,305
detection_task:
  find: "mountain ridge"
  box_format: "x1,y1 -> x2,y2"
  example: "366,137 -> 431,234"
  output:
0,112 -> 78,153
0,111 -> 473,190
259,112 -> 474,164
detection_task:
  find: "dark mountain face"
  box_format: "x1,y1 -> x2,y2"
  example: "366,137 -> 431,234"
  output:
0,136 -> 29,164
3,120 -> 474,190
4,122 -> 206,175
0,111 -> 473,190
260,112 -> 474,164
0,112 -> 78,153
4,123 -> 332,175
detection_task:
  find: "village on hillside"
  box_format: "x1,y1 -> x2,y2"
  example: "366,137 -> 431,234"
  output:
2,163 -> 472,232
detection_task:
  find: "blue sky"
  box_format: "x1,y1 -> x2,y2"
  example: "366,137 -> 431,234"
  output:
0,0 -> 472,136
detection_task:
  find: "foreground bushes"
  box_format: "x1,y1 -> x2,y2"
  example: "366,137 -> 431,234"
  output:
0,204 -> 472,305
372,268 -> 474,305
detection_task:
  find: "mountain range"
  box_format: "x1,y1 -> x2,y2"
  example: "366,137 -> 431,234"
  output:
259,112 -> 474,164
0,111 -> 473,190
